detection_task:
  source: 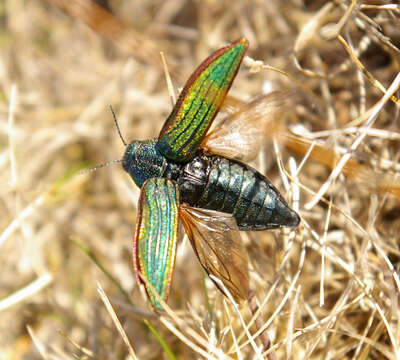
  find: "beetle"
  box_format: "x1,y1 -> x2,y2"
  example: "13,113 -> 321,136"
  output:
121,38 -> 300,308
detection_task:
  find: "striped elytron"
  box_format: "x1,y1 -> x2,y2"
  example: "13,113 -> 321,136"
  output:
122,39 -> 300,309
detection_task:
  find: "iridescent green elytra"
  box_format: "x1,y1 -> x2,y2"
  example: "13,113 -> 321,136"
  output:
158,39 -> 248,162
121,39 -> 300,309
133,178 -> 179,308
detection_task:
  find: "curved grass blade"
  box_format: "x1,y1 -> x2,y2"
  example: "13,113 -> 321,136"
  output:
179,205 -> 249,303
158,38 -> 248,162
134,178 -> 180,309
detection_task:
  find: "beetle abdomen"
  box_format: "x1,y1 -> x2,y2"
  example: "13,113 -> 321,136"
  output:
195,156 -> 299,230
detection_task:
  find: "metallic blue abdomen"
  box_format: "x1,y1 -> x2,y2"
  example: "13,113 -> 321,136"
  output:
123,140 -> 299,231
165,152 -> 299,230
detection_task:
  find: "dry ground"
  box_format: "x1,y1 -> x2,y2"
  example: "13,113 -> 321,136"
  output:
1,0 -> 400,359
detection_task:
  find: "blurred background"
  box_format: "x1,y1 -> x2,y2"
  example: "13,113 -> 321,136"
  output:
1,0 -> 400,358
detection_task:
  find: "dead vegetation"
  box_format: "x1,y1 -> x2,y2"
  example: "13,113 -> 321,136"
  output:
1,0 -> 400,358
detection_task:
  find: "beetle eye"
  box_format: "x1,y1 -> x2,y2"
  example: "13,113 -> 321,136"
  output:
122,144 -> 133,172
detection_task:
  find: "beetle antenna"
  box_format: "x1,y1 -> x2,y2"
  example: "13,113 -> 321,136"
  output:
110,105 -> 127,146
79,159 -> 122,175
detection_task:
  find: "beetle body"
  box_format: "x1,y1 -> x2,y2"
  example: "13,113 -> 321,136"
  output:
118,39 -> 300,309
122,140 -> 299,230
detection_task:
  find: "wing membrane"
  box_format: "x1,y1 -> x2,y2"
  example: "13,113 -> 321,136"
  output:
179,205 -> 249,303
158,38 -> 248,162
133,178 -> 180,309
202,91 -> 289,161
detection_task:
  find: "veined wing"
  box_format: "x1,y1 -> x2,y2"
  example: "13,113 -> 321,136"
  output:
158,38 -> 248,162
202,91 -> 289,162
133,178 -> 180,309
179,205 -> 249,303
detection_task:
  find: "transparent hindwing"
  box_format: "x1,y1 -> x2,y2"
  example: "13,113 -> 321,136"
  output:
179,205 -> 249,303
202,91 -> 290,162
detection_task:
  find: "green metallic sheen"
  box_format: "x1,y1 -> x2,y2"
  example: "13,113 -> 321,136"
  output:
158,38 -> 248,162
195,156 -> 299,230
133,178 -> 179,309
121,39 -> 300,310
222,158 -> 244,212
122,139 -> 168,188
205,158 -> 230,209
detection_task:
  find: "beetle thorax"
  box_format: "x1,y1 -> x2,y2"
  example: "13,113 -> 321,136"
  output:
122,139 -> 168,188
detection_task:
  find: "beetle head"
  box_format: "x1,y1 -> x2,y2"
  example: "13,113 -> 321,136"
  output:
122,139 -> 168,188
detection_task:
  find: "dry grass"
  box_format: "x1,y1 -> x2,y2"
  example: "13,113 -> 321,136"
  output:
1,0 -> 400,358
